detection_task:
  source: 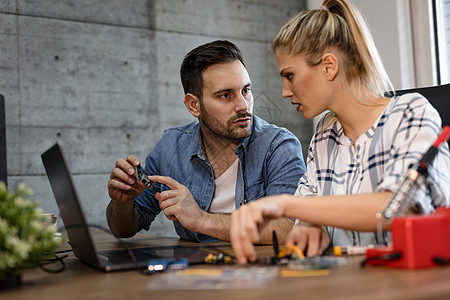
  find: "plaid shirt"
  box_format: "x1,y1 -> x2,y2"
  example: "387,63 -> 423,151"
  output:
295,93 -> 450,246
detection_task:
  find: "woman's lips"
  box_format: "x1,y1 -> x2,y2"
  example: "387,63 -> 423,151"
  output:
292,102 -> 302,111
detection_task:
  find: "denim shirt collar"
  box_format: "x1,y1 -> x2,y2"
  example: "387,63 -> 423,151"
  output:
189,122 -> 207,161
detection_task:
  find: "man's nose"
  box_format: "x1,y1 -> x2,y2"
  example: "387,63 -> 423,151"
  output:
235,93 -> 250,112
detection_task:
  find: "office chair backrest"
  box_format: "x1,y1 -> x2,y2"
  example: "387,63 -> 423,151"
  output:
0,94 -> 6,186
393,84 -> 450,126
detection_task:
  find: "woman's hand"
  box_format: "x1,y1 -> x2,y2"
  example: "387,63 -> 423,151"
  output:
285,222 -> 330,256
230,195 -> 287,264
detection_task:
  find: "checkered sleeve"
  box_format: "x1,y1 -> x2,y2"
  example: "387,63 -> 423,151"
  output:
376,93 -> 450,211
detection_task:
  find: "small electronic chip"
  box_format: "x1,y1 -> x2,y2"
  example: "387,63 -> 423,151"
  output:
136,164 -> 154,188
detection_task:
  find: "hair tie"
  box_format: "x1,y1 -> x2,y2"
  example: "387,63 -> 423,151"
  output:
320,5 -> 329,12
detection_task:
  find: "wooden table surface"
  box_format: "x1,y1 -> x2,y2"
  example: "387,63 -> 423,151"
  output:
1,231 -> 450,300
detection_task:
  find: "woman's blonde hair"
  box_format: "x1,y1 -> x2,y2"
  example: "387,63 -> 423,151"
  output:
272,0 -> 393,106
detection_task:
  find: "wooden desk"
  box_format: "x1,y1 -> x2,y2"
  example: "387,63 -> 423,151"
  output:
1,232 -> 450,300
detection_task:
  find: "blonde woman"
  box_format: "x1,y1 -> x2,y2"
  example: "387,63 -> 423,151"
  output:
230,0 -> 450,264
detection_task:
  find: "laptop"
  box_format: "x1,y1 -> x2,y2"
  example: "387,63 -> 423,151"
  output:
41,143 -> 210,272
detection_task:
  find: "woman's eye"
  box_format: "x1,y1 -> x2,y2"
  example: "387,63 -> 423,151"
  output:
284,73 -> 293,80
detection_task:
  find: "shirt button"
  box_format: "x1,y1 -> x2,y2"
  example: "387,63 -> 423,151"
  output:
201,205 -> 206,209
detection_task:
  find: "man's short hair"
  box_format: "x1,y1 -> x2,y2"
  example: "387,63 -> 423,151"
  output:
180,40 -> 245,101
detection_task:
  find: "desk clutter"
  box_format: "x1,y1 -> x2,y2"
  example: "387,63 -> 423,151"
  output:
146,256 -> 339,290
145,231 -> 345,289
147,266 -> 332,290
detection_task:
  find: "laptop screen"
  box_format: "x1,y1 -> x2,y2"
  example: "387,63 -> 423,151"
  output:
41,143 -> 101,268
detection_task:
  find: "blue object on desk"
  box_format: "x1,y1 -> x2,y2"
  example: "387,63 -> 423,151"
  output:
146,258 -> 189,274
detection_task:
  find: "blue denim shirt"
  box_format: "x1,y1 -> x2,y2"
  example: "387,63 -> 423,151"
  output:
134,115 -> 306,241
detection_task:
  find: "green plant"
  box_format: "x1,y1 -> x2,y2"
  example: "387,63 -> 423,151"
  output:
0,182 -> 60,280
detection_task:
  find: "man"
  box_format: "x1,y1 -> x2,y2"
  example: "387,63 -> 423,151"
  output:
107,40 -> 305,242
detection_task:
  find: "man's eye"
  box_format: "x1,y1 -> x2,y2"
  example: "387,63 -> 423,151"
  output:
220,93 -> 230,98
243,88 -> 251,94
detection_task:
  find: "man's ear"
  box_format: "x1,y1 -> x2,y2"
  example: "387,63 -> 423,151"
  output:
184,93 -> 201,117
322,53 -> 339,81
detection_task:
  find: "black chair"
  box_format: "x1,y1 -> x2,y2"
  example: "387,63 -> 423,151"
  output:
393,83 -> 450,126
0,94 -> 6,186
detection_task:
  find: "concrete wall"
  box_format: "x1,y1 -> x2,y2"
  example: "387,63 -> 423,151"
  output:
1,0 -> 310,237
308,0 -> 418,90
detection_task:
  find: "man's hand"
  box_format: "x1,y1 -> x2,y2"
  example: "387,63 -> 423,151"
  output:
106,155 -> 147,237
150,175 -> 207,232
285,223 -> 330,257
107,155 -> 147,204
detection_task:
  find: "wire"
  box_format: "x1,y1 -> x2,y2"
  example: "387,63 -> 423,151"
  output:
62,223 -> 142,272
360,252 -> 402,267
36,223 -> 144,275
37,254 -> 67,273
54,249 -> 73,254
433,256 -> 450,266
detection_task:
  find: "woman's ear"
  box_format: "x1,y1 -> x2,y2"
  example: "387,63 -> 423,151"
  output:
322,53 -> 339,81
184,93 -> 201,117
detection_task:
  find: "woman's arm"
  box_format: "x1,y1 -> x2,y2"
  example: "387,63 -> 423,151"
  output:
280,192 -> 392,231
230,192 -> 392,264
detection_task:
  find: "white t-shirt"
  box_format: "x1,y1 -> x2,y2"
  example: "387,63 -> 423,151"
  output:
208,159 -> 239,213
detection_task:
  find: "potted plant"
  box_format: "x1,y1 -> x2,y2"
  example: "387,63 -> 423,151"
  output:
0,182 -> 61,290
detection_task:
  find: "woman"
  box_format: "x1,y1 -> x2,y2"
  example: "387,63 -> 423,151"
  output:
230,0 -> 450,264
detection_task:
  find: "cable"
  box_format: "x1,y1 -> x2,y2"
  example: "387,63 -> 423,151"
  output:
36,223 -> 144,274
433,256 -> 450,266
360,252 -> 402,268
62,223 -> 142,272
37,254 -> 67,273
54,249 -> 73,255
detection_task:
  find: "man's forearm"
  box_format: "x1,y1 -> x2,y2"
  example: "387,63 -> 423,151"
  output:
197,213 -> 293,244
196,213 -> 232,241
106,200 -> 139,238
257,217 -> 294,245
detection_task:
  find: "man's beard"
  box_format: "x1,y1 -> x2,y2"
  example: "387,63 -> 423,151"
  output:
199,105 -> 253,143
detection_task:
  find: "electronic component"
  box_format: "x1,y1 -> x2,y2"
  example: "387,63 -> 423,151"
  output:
288,256 -> 347,270
204,253 -> 233,264
333,245 -> 374,256
261,230 -> 305,265
136,164 -> 154,188
146,258 -> 188,274
278,244 -> 305,260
